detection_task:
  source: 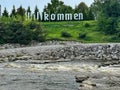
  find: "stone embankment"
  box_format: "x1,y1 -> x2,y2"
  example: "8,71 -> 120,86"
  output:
0,42 -> 120,62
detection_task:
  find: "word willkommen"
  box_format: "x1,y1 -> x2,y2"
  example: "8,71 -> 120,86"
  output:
35,12 -> 83,21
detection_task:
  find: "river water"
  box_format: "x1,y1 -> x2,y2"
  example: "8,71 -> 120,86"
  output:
0,60 -> 120,90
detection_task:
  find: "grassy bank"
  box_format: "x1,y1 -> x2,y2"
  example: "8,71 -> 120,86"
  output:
41,20 -> 112,43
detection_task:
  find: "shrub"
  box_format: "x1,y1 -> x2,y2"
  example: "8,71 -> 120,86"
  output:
61,31 -> 72,38
84,23 -> 90,27
0,21 -> 9,44
109,33 -> 120,42
78,33 -> 87,39
0,19 -> 46,45
28,21 -> 46,42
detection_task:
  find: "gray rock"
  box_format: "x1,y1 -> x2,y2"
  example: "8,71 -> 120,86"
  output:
75,75 -> 89,83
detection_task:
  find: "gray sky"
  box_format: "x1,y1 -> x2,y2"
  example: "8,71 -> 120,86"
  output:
0,0 -> 94,13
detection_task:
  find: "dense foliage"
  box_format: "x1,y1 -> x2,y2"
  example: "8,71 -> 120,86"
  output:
0,0 -> 95,21
0,18 -> 46,44
74,2 -> 94,20
43,0 -> 94,20
93,0 -> 120,35
1,0 -> 120,43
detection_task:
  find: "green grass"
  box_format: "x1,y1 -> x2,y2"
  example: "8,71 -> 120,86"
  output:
41,20 -> 112,43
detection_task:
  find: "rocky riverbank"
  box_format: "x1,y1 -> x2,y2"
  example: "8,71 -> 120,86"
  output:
0,42 -> 120,63
0,42 -> 120,90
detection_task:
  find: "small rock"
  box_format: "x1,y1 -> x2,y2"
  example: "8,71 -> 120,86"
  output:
83,80 -> 97,87
75,75 -> 89,83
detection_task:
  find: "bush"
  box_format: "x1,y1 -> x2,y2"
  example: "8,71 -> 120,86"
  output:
78,33 -> 87,39
109,33 -> 120,42
61,31 -> 72,38
28,22 -> 46,42
0,21 -> 9,44
97,16 -> 118,35
0,18 -> 46,45
84,23 -> 90,27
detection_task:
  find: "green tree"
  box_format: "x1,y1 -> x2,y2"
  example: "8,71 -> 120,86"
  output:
43,0 -> 60,13
28,21 -> 46,42
87,7 -> 94,20
43,0 -> 73,21
10,5 -> 16,17
94,0 -> 120,34
34,6 -> 39,20
16,6 -> 25,20
0,5 -> 2,17
8,20 -> 46,44
27,6 -> 31,19
90,2 -> 98,20
75,2 -> 89,20
51,0 -> 60,13
43,0 -> 73,14
0,21 -> 8,43
2,7 -> 9,17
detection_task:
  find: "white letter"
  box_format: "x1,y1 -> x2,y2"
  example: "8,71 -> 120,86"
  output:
65,13 -> 72,20
57,14 -> 64,20
51,14 -> 56,20
40,12 -> 43,21
79,13 -> 83,20
44,12 -> 49,21
74,13 -> 79,20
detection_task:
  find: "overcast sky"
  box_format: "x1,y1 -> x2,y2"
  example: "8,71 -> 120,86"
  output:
0,0 -> 94,13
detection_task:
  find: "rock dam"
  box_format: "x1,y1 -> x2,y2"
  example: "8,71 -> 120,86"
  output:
0,43 -> 120,62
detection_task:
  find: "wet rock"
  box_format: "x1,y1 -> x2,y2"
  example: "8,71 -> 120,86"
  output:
83,80 -> 97,87
79,83 -> 96,90
78,83 -> 96,90
75,75 -> 89,83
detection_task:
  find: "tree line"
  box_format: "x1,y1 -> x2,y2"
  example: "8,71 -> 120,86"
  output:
0,0 -> 94,21
0,5 -> 47,44
92,0 -> 120,41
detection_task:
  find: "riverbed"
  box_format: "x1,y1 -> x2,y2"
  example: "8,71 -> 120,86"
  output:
0,60 -> 120,90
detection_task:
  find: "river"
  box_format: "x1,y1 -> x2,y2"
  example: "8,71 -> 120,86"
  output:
0,60 -> 120,90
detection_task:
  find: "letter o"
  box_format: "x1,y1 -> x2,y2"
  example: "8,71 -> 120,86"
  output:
51,14 -> 56,21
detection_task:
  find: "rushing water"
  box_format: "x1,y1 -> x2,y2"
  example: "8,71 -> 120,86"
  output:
0,60 -> 120,90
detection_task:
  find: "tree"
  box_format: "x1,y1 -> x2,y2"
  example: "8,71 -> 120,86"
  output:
10,5 -> 16,17
43,0 -> 73,21
0,20 -> 46,45
87,7 -> 94,20
90,1 -> 99,20
0,21 -> 9,43
94,0 -> 120,34
2,7 -> 9,17
51,0 -> 60,13
27,6 -> 31,19
0,5 -> 1,17
75,2 -> 89,20
16,6 -> 25,20
43,0 -> 60,13
43,0 -> 73,14
34,6 -> 39,20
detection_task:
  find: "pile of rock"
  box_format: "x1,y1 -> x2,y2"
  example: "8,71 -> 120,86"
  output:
0,41 -> 81,50
0,43 -> 120,63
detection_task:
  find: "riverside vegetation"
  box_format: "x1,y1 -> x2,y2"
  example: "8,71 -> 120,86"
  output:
0,0 -> 120,45
41,20 -> 116,43
0,18 -> 120,45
